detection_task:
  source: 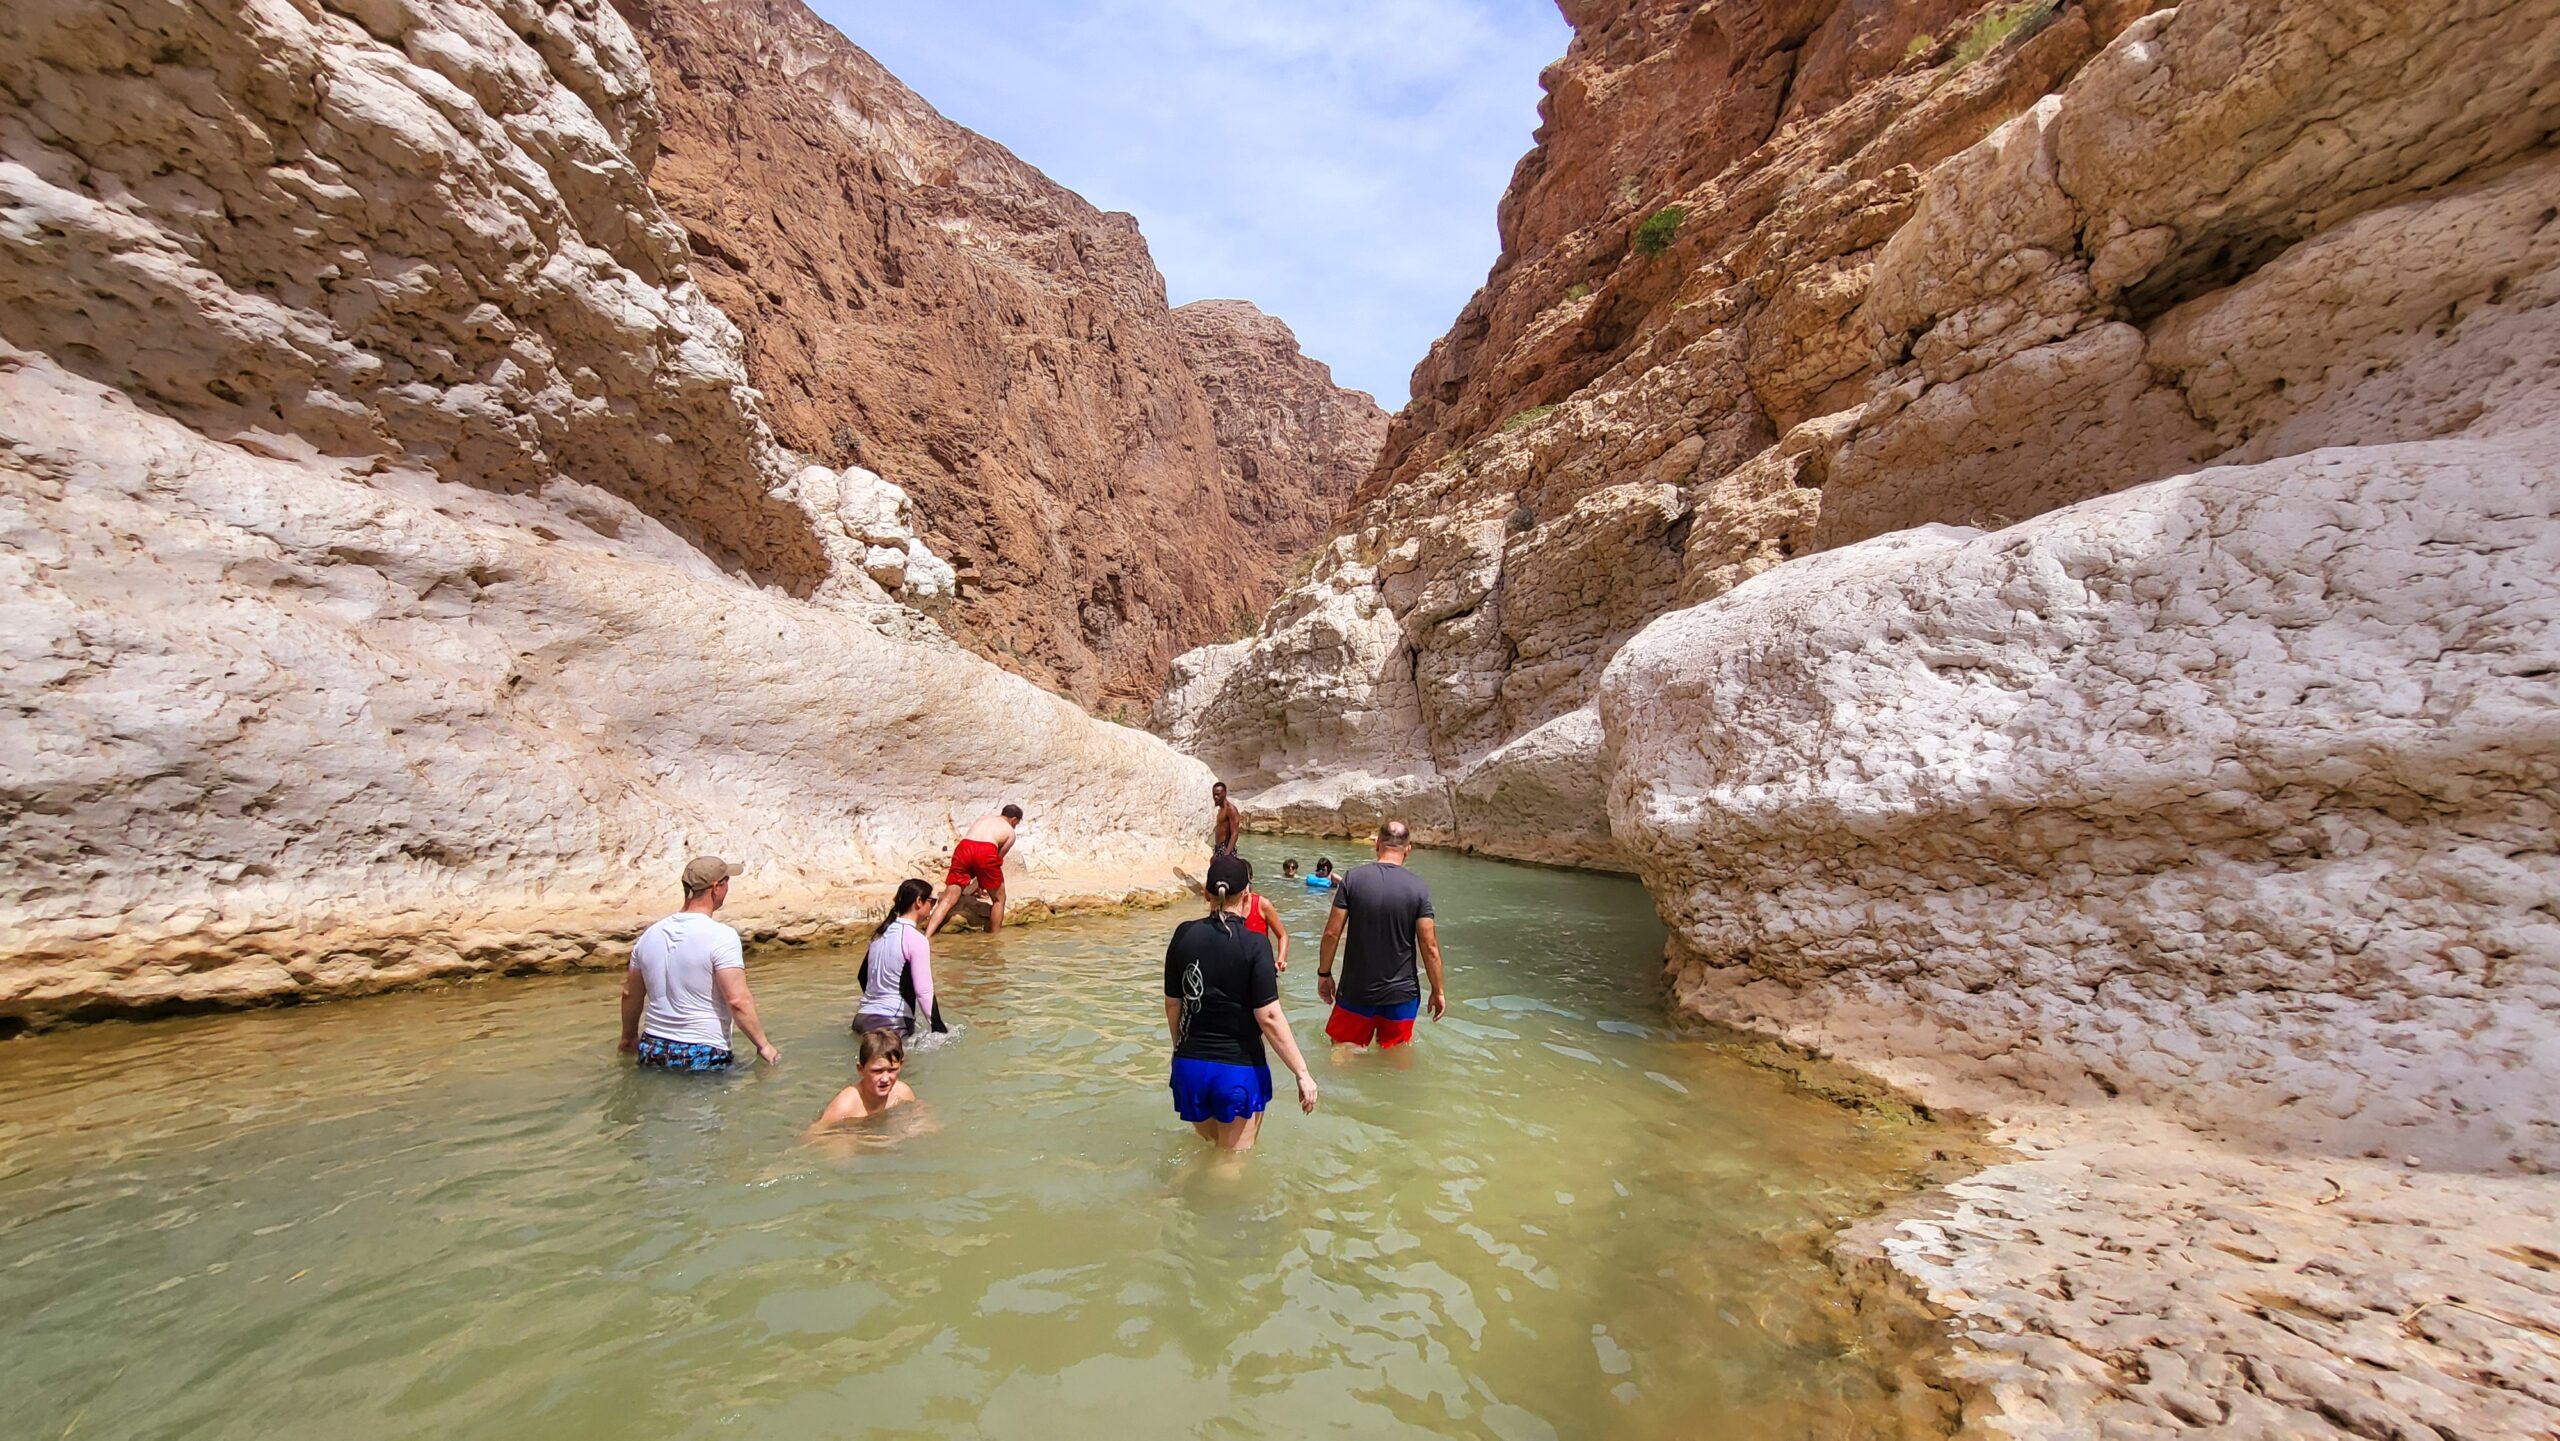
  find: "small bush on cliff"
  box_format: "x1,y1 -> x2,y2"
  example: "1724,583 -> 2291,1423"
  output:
1501,404 -> 1556,435
1903,33 -> 1936,63
1633,205 -> 1684,257
1507,504 -> 1537,534
1953,0 -> 2059,66
1566,281 -> 1593,302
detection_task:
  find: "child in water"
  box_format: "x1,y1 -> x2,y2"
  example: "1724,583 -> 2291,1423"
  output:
1280,858 -> 1300,880
810,1028 -> 917,1130
1306,857 -> 1336,889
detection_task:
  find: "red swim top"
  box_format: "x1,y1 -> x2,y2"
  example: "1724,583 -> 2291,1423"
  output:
1242,891 -> 1271,935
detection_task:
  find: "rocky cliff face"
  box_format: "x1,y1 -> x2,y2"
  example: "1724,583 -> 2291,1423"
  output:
0,0 -> 1212,1026
1160,0 -> 2560,853
1165,2 -> 2560,1430
611,0 -> 1383,710
1169,298 -> 1391,545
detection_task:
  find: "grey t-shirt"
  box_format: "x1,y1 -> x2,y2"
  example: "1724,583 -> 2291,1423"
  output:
1332,860 -> 1434,1010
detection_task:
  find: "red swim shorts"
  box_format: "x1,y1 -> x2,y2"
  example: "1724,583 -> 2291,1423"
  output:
945,839 -> 1004,891
1325,999 -> 1420,1048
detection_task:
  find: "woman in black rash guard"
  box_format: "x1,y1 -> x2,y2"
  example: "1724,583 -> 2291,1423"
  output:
1163,853 -> 1319,1152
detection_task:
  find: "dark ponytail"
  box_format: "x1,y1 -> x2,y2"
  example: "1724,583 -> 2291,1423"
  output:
875,877 -> 933,937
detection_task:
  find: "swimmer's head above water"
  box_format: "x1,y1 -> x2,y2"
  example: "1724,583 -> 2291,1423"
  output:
857,1027 -> 905,1102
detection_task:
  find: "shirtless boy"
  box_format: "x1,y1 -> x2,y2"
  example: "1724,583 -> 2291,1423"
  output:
809,1028 -> 917,1131
926,804 -> 1021,936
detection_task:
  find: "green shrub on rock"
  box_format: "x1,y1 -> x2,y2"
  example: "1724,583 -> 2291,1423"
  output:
1634,205 -> 1684,257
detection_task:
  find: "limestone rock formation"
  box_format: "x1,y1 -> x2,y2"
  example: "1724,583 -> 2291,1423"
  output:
791,461 -> 956,610
0,0 -> 1210,1025
1603,438 -> 2560,1169
612,0 -> 1384,709
1161,0 -> 2560,866
1601,431 -> 2560,1435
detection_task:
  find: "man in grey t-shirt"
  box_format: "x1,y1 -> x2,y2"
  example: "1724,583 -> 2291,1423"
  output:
1316,820 -> 1445,1049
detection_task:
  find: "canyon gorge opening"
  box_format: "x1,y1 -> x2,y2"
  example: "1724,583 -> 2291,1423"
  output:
4,1 -> 2557,1438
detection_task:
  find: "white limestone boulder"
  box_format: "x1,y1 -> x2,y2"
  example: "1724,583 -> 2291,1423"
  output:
1450,707 -> 1624,872
1600,435 -> 2560,1170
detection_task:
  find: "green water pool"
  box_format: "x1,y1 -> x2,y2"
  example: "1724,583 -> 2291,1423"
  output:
0,840 -> 1955,1439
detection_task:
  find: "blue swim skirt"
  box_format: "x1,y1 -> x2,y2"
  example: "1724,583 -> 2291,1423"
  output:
636,1034 -> 734,1071
1170,1056 -> 1273,1124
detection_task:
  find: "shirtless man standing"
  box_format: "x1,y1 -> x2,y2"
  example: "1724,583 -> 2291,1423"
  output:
925,804 -> 1021,937
1210,781 -> 1242,859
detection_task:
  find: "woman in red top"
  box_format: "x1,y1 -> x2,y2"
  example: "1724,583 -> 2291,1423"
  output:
1236,881 -> 1291,972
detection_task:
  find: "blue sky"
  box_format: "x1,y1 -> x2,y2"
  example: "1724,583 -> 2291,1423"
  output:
807,0 -> 1572,408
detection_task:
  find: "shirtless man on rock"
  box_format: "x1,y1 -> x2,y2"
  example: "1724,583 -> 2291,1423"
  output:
925,804 -> 1021,937
1210,781 -> 1242,859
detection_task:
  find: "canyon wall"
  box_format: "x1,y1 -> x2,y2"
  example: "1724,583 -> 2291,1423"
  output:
1159,0 -> 2560,859
0,0 -> 1212,1027
1155,1 -> 2560,1431
612,0 -> 1385,711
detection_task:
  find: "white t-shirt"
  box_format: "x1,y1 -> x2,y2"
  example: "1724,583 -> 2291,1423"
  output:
630,912 -> 745,1048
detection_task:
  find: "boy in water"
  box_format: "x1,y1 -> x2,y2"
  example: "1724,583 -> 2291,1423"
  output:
810,1029 -> 918,1130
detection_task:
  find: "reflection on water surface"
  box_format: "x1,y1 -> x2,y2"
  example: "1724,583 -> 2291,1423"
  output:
0,840 -> 1952,1439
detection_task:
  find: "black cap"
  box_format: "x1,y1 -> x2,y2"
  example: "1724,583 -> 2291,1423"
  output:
1207,852 -> 1252,896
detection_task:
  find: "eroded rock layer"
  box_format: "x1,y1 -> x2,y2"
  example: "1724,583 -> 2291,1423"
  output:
613,0 -> 1384,709
1160,0 -> 2560,861
0,0 -> 1211,1025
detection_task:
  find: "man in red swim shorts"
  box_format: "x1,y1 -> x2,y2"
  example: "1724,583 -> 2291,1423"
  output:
926,804 -> 1022,936
1317,819 -> 1445,1048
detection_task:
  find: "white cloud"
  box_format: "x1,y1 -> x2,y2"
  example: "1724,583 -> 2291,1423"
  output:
804,0 -> 1569,406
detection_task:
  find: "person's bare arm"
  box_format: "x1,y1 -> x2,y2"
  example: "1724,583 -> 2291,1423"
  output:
617,967 -> 645,1052
1418,917 -> 1446,1021
1317,909 -> 1346,1004
1267,905 -> 1290,973
997,828 -> 1016,858
1165,996 -> 1184,1043
716,968 -> 781,1064
1256,1002 -> 1319,1113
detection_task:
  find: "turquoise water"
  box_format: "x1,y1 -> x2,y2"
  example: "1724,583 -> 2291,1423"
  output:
0,840 -> 1952,1439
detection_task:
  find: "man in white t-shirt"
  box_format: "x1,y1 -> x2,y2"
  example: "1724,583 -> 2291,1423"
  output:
617,856 -> 781,1070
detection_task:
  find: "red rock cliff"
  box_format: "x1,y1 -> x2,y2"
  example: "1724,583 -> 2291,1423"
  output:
1166,0 -> 2560,818
611,0 -> 1384,709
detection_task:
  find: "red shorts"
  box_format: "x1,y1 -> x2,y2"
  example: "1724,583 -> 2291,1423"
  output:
945,839 -> 1004,892
1325,999 -> 1419,1048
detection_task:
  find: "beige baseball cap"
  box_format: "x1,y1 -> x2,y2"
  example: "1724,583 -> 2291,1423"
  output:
681,856 -> 734,891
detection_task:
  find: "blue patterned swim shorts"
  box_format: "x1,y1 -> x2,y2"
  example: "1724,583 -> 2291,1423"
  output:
635,1035 -> 734,1071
